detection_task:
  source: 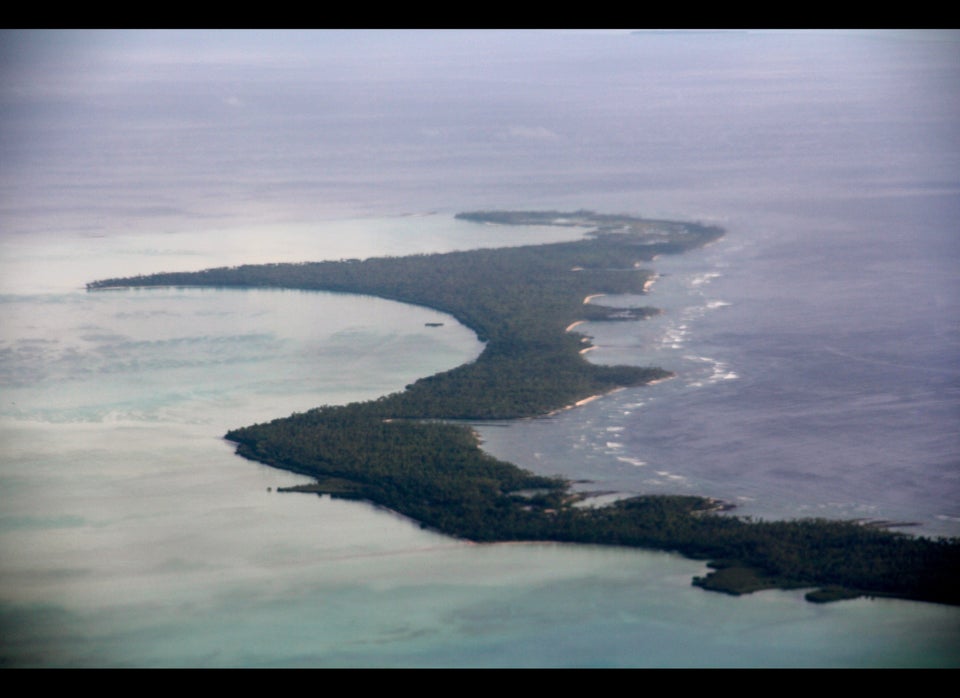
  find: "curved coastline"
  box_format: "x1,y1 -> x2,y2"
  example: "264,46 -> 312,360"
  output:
87,210 -> 960,606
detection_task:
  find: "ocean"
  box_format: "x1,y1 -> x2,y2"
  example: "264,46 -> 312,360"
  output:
1,29 -> 958,667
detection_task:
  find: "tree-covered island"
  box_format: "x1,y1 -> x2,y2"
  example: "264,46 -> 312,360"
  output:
88,211 -> 960,606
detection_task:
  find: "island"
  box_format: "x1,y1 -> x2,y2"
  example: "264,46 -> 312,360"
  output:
88,210 -> 960,606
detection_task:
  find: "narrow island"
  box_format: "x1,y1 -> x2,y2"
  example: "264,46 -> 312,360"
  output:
88,210 -> 960,606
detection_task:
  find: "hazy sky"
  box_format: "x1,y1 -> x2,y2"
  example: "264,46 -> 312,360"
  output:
2,30 -> 958,234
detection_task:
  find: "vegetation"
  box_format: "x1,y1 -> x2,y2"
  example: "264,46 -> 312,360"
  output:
88,211 -> 960,606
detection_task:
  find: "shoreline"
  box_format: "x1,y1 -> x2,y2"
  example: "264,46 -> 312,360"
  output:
541,385 -> 645,418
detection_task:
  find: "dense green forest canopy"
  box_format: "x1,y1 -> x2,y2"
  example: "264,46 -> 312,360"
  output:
89,211 -> 960,606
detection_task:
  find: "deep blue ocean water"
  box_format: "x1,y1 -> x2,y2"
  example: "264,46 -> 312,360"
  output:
1,30 -> 958,666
